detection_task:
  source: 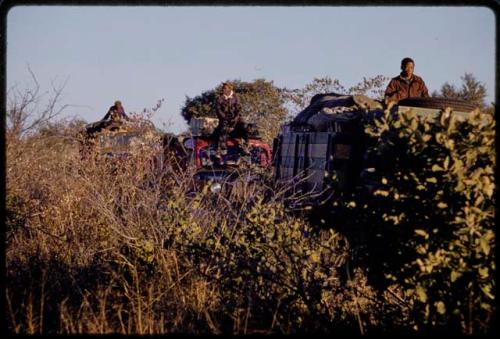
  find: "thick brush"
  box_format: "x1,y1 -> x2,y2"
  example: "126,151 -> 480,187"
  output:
6,104 -> 495,334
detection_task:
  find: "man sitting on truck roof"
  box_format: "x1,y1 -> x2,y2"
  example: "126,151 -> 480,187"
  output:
85,100 -> 130,136
384,57 -> 429,105
212,82 -> 250,162
102,100 -> 130,122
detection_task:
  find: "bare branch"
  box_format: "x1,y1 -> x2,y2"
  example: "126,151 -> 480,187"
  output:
7,68 -> 70,139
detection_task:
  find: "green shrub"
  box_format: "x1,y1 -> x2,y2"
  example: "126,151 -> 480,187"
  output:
342,106 -> 495,334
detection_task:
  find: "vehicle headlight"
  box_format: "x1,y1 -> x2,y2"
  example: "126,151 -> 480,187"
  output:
209,182 -> 222,193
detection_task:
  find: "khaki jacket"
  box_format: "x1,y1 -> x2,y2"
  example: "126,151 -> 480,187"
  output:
384,74 -> 429,103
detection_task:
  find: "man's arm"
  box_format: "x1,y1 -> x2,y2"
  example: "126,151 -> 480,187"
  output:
234,95 -> 242,117
121,110 -> 130,121
420,79 -> 429,97
102,107 -> 113,121
214,96 -> 226,120
384,79 -> 399,104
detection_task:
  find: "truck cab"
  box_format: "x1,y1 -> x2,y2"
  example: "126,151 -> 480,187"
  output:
79,118 -> 164,171
164,118 -> 272,192
173,117 -> 273,193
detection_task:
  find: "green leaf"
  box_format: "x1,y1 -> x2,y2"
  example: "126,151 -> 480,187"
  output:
479,237 -> 491,256
432,164 -> 443,172
416,285 -> 427,303
436,301 -> 446,315
426,177 -> 438,184
405,288 -> 415,297
474,195 -> 485,206
310,252 -> 320,263
480,303 -> 492,311
443,156 -> 450,170
410,118 -> 419,131
480,285 -> 495,300
484,183 -> 494,198
415,229 -> 428,237
374,190 -> 389,197
479,267 -> 489,279
437,202 -> 448,209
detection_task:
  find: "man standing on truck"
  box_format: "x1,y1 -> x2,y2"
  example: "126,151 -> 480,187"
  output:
384,57 -> 429,105
212,82 -> 250,161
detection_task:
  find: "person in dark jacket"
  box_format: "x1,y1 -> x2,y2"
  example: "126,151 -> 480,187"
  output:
384,57 -> 429,104
212,82 -> 249,160
86,100 -> 130,136
102,100 -> 130,122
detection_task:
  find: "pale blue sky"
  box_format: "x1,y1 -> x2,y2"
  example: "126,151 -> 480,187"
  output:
7,6 -> 496,133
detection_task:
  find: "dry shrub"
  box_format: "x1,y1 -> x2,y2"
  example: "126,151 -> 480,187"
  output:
6,120 -> 387,334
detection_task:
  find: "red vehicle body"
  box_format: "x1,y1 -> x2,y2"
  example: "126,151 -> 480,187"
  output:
192,137 -> 272,169
177,135 -> 272,192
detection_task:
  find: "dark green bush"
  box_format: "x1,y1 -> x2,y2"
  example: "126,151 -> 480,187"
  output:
340,106 -> 495,334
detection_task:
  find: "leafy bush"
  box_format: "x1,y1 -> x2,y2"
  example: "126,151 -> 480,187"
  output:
338,106 -> 495,334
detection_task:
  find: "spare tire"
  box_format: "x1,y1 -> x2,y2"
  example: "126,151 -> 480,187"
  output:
310,92 -> 345,105
398,97 -> 478,112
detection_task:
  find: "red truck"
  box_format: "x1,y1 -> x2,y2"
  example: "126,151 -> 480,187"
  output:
165,118 -> 272,193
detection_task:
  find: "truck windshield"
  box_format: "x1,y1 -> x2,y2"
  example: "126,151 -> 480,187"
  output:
199,144 -> 268,166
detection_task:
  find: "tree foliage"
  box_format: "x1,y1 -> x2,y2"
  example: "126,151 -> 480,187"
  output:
181,79 -> 288,143
432,73 -> 488,110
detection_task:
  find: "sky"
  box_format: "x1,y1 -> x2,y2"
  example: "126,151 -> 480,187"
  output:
7,6 -> 496,134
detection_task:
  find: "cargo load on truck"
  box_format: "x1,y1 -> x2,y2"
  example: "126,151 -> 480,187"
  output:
79,116 -> 162,163
274,93 -> 380,201
291,93 -> 384,131
273,93 -> 479,205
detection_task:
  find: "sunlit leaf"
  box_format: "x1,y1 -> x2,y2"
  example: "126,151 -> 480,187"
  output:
436,301 -> 446,315
480,285 -> 495,300
432,164 -> 443,172
437,202 -> 448,209
479,267 -> 489,279
479,237 -> 491,256
416,285 -> 427,303
415,229 -> 428,237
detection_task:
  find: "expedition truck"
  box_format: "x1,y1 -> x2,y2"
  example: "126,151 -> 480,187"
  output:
79,118 -> 164,173
272,94 -> 478,206
164,117 -> 273,194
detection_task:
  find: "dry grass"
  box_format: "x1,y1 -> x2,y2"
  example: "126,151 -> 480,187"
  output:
5,123 -> 401,334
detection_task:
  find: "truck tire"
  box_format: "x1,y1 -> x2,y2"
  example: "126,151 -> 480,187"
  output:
310,92 -> 346,105
398,97 -> 478,112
